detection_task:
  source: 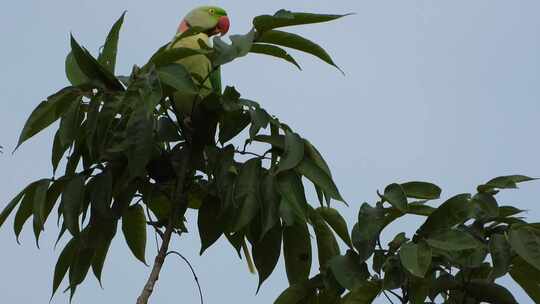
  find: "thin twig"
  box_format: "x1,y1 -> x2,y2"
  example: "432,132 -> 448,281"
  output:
166,251 -> 204,304
234,149 -> 271,160
382,291 -> 396,304
163,108 -> 184,137
387,290 -> 404,302
136,146 -> 191,304
144,205 -> 161,253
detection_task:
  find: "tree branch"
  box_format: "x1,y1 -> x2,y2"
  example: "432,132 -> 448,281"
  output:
166,251 -> 204,304
136,146 -> 192,304
382,291 -> 396,304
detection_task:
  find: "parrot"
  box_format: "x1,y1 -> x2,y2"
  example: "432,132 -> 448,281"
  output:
168,6 -> 257,275
169,6 -> 230,94
168,6 -> 228,156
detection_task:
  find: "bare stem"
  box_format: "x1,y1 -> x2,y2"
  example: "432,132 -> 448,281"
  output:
166,251 -> 204,304
136,146 -> 192,304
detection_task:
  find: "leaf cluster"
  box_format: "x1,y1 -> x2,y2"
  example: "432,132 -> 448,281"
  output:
1,9 -> 350,301
276,177 -> 540,304
1,9 -> 539,304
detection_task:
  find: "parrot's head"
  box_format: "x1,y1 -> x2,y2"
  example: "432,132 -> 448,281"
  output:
178,6 -> 230,36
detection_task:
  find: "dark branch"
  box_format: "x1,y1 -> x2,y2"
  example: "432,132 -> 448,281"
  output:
234,149 -> 271,160
166,251 -> 204,304
136,146 -> 192,304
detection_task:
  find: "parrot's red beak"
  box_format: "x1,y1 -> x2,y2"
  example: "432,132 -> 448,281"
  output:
215,15 -> 230,36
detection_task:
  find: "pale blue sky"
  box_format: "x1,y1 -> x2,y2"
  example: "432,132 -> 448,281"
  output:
1,1 -> 540,303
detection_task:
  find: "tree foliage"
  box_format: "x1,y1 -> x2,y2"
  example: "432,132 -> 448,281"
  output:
1,8 -> 540,304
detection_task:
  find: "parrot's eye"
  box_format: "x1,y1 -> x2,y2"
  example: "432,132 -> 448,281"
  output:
208,8 -> 215,15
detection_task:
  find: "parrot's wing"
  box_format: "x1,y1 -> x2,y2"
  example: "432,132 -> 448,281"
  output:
209,66 -> 222,94
171,33 -> 213,94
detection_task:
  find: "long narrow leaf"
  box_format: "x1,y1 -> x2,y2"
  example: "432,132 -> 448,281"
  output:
257,30 -> 342,72
253,10 -> 352,33
98,11 -> 126,73
250,44 -> 301,70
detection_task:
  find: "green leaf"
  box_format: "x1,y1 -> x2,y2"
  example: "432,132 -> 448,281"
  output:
472,192 -> 499,220
489,175 -> 536,187
429,274 -> 460,300
309,208 -> 340,267
52,131 -> 70,173
276,131 -> 304,174
260,173 -> 281,239
328,251 -> 369,290
16,87 -> 80,149
426,230 -> 482,251
198,195 -> 223,255
277,171 -> 308,224
249,108 -> 271,138
465,280 -> 518,304
509,256 -> 540,303
407,204 -> 436,216
296,157 -> 345,203
125,105 -> 154,179
0,183 -> 34,229
400,181 -> 442,200
252,223 -> 282,291
52,238 -> 77,297
352,203 -> 384,262
157,63 -> 197,93
283,222 -> 311,285
69,245 -> 94,290
121,204 -> 147,264
157,117 -> 182,142
341,280 -> 381,304
257,30 -> 341,71
478,175 -> 537,192
250,44 -> 301,70
70,34 -> 123,90
489,233 -> 512,279
218,110 -> 251,144
91,224 -> 116,287
274,282 -> 313,304
388,232 -> 409,253
232,158 -> 262,231
304,140 -> 331,176
316,207 -> 352,248
97,11 -> 125,73
499,205 -> 525,218
14,181 -> 39,241
65,52 -> 89,86
372,250 -> 385,274
450,247 -> 489,268
61,175 -> 85,237
509,225 -> 540,271
399,241 -> 432,278
253,10 -> 351,33
418,193 -> 473,235
57,96 -> 82,148
383,183 -> 408,212
213,30 -> 256,66
32,179 -> 51,246
45,178 -> 69,227
225,232 -> 244,259
253,134 -> 285,150
383,256 -> 406,290
408,277 -> 430,304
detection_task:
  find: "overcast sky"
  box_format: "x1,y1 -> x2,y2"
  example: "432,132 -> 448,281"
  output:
1,1 -> 540,303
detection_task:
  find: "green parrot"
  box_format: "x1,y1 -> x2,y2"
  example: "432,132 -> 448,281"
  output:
169,6 -> 230,94
169,6 -> 257,275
